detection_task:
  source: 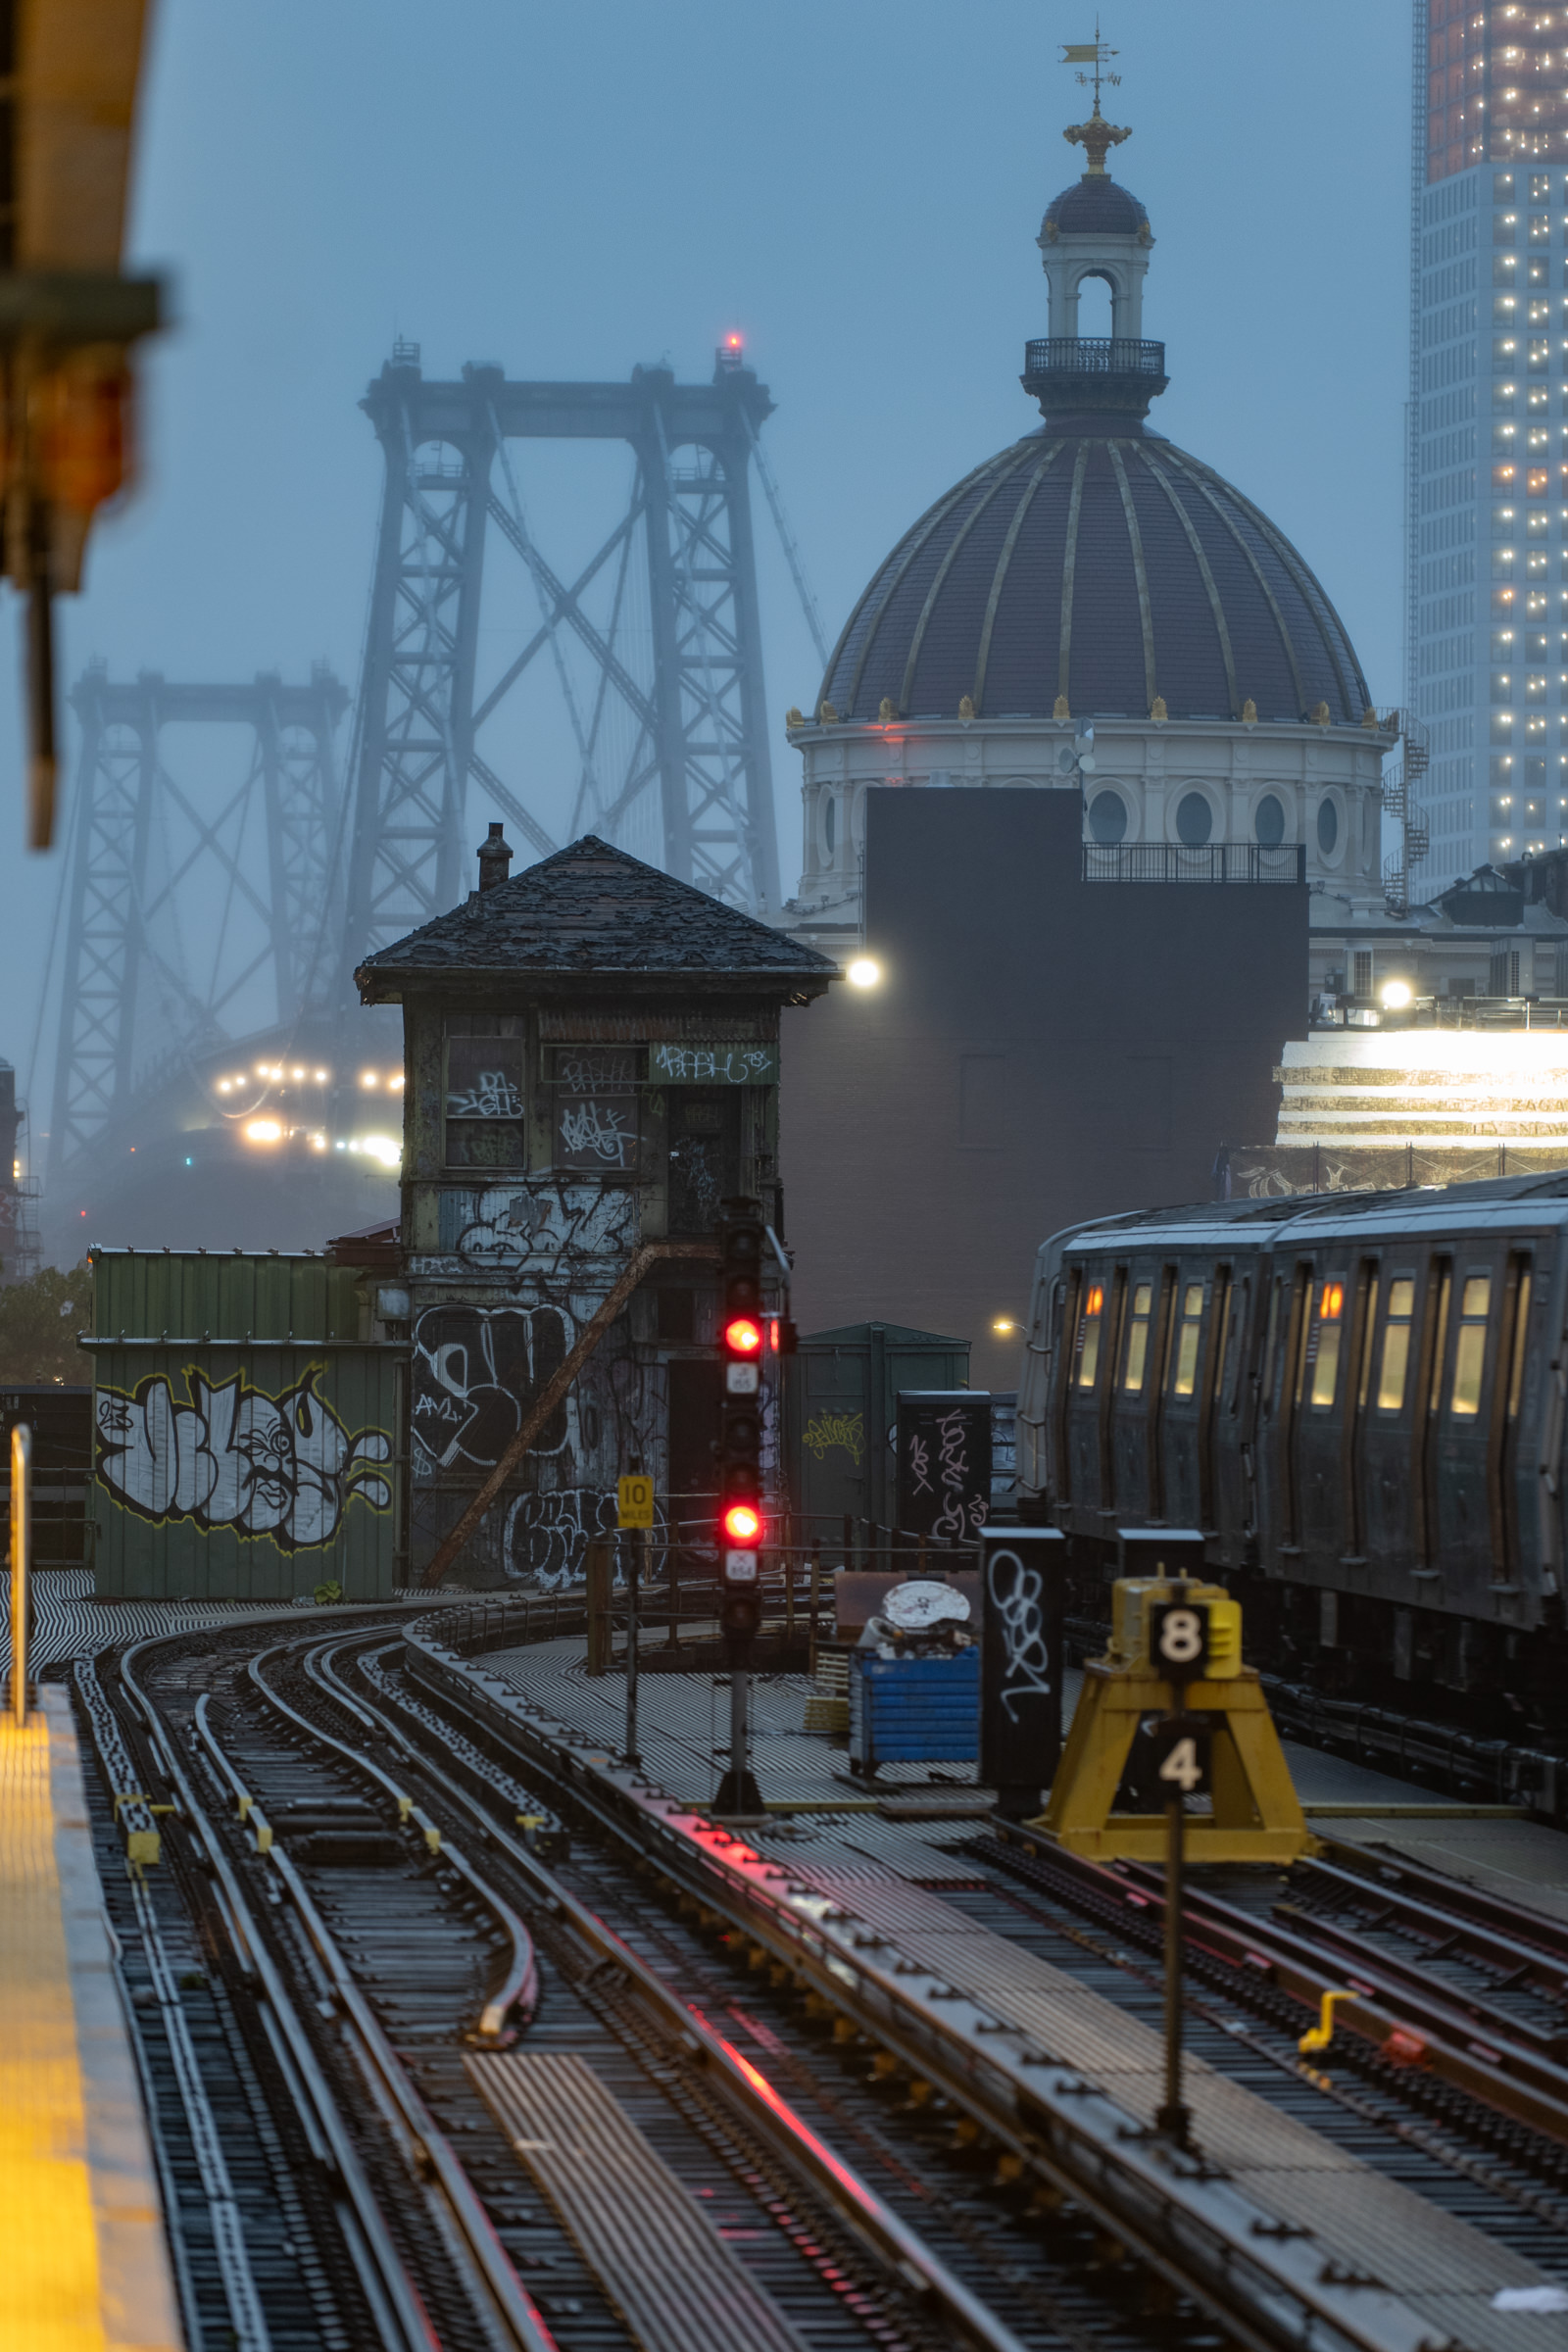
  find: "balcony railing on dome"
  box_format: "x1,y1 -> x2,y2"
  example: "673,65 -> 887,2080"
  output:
1084,844 -> 1307,885
1023,337 -> 1167,379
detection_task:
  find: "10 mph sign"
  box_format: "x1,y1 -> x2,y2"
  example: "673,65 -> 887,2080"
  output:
617,1475 -> 655,1529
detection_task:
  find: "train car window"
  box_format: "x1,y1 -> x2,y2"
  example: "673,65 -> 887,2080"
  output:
1123,1282 -> 1154,1393
1449,1273 -> 1493,1417
1376,1276 -> 1416,1411
1309,1279 -> 1346,1409
1172,1283 -> 1204,1396
1075,1280 -> 1105,1390
1507,1269 -> 1533,1420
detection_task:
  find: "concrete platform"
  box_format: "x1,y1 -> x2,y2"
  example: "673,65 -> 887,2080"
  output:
0,1687 -> 183,2351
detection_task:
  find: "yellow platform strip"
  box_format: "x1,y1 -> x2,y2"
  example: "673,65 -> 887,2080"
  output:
0,1699 -> 183,2352
0,1712 -> 110,2351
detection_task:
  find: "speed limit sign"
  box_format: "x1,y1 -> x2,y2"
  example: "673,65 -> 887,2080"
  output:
1150,1600 -> 1209,1679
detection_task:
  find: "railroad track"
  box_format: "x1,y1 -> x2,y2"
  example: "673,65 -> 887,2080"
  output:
67,1611 -> 1568,2352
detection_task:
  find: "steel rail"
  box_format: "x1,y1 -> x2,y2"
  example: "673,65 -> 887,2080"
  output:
253,1641 -> 539,2033
1031,1838 -> 1568,2148
400,1625 -> 1455,2352
110,1636 -> 447,2352
1307,1841 -> 1568,1973
78,1654 -> 248,2349
300,1628 -> 1029,2352
995,1826 -> 1568,2151
185,1678 -> 558,2352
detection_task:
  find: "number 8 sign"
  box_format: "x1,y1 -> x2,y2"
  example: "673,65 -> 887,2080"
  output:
1150,1600 -> 1209,1679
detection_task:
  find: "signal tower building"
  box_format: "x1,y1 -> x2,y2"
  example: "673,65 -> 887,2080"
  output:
1413,2 -> 1568,880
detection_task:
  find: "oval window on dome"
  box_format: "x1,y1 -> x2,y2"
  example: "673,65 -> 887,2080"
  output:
823,794 -> 837,858
1253,794 -> 1285,848
1317,798 -> 1340,857
1089,791 -> 1128,844
1176,791 -> 1213,847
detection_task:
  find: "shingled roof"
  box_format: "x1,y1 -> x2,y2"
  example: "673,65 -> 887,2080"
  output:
355,834 -> 838,1002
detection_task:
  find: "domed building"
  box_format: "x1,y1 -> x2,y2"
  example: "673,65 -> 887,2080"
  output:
786,103 -> 1396,928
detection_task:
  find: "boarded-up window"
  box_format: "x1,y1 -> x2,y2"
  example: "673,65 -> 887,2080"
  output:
549,1048 -> 641,1174
446,1024 -> 526,1168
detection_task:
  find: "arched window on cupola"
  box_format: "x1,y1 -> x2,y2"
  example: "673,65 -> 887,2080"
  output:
1075,270 -> 1115,340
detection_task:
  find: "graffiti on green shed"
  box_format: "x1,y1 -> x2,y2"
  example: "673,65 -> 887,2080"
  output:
94,1362 -> 392,1551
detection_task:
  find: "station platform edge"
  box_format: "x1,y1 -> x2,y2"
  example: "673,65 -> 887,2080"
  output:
0,1686 -> 182,2352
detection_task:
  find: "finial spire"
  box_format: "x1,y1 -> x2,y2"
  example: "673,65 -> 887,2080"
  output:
1060,18 -> 1130,176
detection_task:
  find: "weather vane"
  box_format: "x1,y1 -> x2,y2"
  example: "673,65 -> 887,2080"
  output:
1060,18 -> 1129,177
1061,18 -> 1120,110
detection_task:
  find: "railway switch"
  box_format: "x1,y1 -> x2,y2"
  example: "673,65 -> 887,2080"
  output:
1032,1574 -> 1314,1864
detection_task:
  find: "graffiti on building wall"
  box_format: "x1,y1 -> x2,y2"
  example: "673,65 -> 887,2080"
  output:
442,1182 -> 639,1271
95,1366 -> 391,1549
412,1303 -> 570,1471
504,1486 -> 668,1589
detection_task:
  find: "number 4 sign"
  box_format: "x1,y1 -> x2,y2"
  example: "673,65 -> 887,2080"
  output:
1152,1719 -> 1211,1798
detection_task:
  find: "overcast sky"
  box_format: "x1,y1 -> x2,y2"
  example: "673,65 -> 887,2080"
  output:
0,0 -> 1410,1122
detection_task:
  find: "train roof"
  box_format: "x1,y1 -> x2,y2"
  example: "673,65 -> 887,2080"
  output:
1041,1169 -> 1568,1261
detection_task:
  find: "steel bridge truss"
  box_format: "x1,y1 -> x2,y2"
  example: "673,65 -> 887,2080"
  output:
48,664 -> 348,1186
340,346 -> 784,983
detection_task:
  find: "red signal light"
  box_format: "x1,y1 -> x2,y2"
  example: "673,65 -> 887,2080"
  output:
723,1501 -> 761,1544
724,1315 -> 763,1356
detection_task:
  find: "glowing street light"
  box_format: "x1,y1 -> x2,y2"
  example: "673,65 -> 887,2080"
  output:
847,956 -> 881,988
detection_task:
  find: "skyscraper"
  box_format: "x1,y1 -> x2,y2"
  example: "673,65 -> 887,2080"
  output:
1414,2 -> 1568,881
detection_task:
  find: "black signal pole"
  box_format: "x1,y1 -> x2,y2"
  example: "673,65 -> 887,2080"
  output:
713,1196 -> 765,1816
1149,1579 -> 1212,2151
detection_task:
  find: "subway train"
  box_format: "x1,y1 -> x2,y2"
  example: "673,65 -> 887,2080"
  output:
1015,1175 -> 1568,1738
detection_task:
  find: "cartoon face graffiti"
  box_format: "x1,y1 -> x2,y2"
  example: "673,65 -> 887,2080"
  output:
95,1366 -> 392,1550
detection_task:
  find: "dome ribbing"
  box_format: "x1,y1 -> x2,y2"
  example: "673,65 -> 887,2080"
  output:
817,431 -> 1372,729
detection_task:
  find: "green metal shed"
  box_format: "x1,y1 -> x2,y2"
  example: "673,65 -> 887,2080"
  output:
782,1321 -> 969,1537
86,1250 -> 405,1600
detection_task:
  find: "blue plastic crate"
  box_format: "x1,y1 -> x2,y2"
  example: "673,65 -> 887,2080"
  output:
848,1646 -> 979,1774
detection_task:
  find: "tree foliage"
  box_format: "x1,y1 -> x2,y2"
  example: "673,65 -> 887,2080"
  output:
0,1262 -> 92,1387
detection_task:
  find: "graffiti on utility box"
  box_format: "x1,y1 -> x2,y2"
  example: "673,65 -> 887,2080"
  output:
95,1365 -> 392,1550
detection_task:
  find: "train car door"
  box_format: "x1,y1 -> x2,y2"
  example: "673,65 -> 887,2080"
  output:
1492,1250 -> 1538,1588
1359,1263 -> 1418,1573
1161,1271 -> 1212,1530
1209,1267 -> 1254,1565
1274,1261 -> 1314,1556
1290,1268 -> 1353,1569
1061,1264 -> 1113,1525
1429,1251 -> 1503,1589
1111,1266 -> 1174,1520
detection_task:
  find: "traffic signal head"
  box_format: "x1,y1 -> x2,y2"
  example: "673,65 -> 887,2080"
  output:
723,1314 -> 763,1357
723,1500 -> 761,1544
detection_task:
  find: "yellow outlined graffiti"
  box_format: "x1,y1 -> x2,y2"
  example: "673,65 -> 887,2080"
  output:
802,1409 -> 865,1466
94,1364 -> 392,1550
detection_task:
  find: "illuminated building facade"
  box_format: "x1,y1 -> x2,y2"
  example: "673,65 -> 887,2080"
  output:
1414,1 -> 1568,880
